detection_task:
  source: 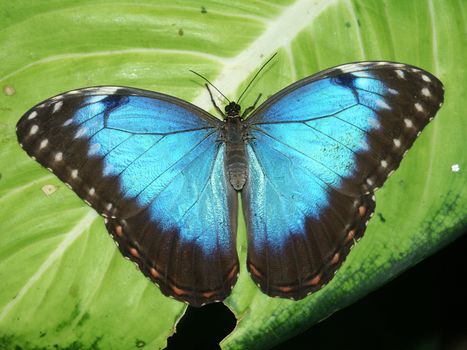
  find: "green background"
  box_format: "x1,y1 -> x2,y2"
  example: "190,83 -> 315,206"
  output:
0,0 -> 465,349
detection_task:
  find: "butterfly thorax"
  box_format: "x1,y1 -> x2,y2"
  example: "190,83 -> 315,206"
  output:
223,105 -> 248,191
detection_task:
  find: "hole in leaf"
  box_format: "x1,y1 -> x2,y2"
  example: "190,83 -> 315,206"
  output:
166,303 -> 236,350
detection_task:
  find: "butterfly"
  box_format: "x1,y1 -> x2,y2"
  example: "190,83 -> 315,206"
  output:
16,61 -> 444,307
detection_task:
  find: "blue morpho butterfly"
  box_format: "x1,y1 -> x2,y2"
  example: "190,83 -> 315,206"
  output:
16,59 -> 444,307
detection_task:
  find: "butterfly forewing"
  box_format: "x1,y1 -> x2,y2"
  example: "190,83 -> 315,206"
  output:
243,62 -> 443,299
16,86 -> 239,306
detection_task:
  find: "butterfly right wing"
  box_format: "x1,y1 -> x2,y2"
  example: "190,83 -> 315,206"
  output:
242,62 -> 443,299
16,87 -> 239,306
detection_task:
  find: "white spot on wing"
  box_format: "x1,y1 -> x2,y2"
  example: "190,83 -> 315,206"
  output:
39,139 -> 49,149
75,127 -> 88,138
388,88 -> 399,95
395,70 -> 405,79
376,99 -> 391,110
89,187 -> 95,196
404,118 -> 414,128
414,103 -> 424,112
421,74 -> 431,82
88,143 -> 101,155
29,125 -> 39,135
52,101 -> 63,113
421,87 -> 431,97
54,152 -> 63,161
27,111 -> 38,120
97,87 -> 121,94
63,118 -> 73,126
71,169 -> 78,179
106,203 -> 113,210
380,160 -> 388,168
87,95 -> 108,104
369,118 -> 381,129
393,138 -> 401,148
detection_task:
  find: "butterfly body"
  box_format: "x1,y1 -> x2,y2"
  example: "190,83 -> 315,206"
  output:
16,61 -> 444,306
222,108 -> 249,191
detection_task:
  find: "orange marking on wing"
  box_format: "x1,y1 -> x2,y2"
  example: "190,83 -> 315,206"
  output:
227,265 -> 238,280
347,229 -> 356,241
277,286 -> 294,293
150,267 -> 160,279
171,285 -> 186,296
201,291 -> 217,299
359,206 -> 367,217
129,248 -> 140,258
115,225 -> 123,237
248,263 -> 262,277
307,274 -> 321,286
331,252 -> 340,265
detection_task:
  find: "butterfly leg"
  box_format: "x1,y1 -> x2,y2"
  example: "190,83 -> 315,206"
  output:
241,93 -> 262,118
216,129 -> 226,143
242,131 -> 255,143
206,84 -> 226,118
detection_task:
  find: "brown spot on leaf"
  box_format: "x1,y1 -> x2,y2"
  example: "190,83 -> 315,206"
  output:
3,85 -> 15,96
41,184 -> 57,196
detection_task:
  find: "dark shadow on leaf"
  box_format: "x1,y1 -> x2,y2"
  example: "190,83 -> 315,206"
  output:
166,302 -> 236,350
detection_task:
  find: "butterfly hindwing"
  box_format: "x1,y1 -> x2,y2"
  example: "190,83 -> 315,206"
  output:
16,87 -> 239,306
243,62 -> 443,299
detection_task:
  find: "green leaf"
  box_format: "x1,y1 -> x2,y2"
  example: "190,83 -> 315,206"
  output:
0,0 -> 465,349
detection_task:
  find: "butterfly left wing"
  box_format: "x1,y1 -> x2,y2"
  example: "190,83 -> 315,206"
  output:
242,62 -> 444,299
16,87 -> 239,306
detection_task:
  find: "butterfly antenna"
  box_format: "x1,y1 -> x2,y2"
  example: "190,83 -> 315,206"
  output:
189,70 -> 231,103
237,53 -> 277,104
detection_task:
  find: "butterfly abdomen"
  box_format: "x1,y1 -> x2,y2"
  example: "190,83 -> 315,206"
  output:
224,117 -> 248,191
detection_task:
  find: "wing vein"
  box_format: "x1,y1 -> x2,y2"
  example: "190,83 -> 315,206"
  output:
252,128 -> 348,183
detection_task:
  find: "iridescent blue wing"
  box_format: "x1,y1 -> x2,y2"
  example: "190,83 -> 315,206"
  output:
243,62 -> 444,299
16,87 -> 239,306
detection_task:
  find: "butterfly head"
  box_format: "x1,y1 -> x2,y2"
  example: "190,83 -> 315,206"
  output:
225,102 -> 241,118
